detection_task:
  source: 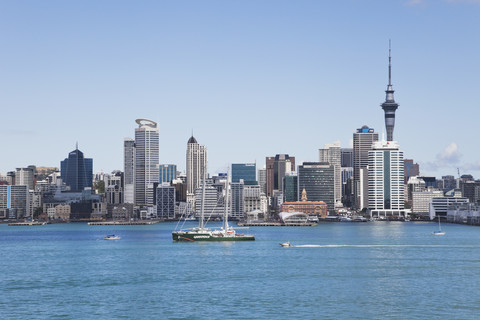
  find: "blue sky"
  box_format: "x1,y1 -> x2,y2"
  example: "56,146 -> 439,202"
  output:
1,0 -> 479,178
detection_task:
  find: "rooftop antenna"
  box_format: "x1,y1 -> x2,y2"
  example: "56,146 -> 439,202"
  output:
76,141 -> 78,150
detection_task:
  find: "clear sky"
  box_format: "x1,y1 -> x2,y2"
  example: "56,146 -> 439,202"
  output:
1,0 -> 479,178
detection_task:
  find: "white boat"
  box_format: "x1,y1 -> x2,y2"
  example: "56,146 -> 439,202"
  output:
432,216 -> 445,235
104,235 -> 121,240
280,242 -> 294,247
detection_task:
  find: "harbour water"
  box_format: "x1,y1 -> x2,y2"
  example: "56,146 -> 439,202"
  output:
1,221 -> 479,319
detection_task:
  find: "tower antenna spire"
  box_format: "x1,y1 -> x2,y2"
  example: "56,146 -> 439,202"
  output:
388,39 -> 392,86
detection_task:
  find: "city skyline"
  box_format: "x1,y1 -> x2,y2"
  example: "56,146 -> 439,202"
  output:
1,1 -> 480,177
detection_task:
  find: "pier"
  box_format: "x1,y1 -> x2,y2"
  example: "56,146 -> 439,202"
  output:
8,222 -> 47,226
87,221 -> 160,225
237,222 -> 317,227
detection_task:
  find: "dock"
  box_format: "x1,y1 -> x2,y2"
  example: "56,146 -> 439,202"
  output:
87,221 -> 160,225
237,222 -> 317,227
8,222 -> 47,226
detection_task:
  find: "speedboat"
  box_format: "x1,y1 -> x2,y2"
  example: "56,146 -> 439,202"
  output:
104,235 -> 121,240
280,242 -> 294,247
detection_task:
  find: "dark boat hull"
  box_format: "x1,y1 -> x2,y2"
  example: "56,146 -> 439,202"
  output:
172,231 -> 255,242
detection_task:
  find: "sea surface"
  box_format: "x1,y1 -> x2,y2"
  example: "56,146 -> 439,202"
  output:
1,221 -> 479,319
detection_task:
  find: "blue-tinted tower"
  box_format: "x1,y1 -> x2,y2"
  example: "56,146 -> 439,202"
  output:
60,146 -> 93,192
159,164 -> 177,184
232,163 -> 256,184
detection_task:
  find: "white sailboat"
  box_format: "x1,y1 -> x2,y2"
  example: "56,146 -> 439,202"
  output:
432,216 -> 445,235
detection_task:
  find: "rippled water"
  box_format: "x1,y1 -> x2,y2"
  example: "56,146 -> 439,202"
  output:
1,221 -> 479,319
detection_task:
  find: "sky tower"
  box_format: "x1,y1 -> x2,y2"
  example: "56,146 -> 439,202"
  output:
381,41 -> 399,141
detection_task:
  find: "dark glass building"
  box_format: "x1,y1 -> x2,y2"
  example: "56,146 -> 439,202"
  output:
232,163 -> 256,184
298,162 -> 335,214
60,148 -> 93,192
283,174 -> 298,202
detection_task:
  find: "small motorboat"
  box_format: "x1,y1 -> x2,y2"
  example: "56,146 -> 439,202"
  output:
280,242 -> 294,247
104,235 -> 121,240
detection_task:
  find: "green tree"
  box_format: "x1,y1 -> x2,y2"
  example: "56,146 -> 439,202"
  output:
94,180 -> 105,194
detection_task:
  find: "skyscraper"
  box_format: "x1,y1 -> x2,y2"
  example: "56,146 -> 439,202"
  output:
232,163 -> 256,184
298,162 -> 335,214
403,159 -> 420,184
123,138 -> 135,203
186,135 -> 207,205
156,183 -> 176,219
381,43 -> 399,142
368,140 -> 405,218
60,146 -> 93,192
134,119 -> 159,206
341,148 -> 354,168
353,126 -> 378,209
159,164 -> 177,184
319,142 -> 341,204
266,154 -> 295,197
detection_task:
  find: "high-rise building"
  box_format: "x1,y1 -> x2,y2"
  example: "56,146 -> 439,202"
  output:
60,146 -> 93,192
319,142 -> 341,204
194,180 -> 223,218
298,162 -> 335,214
283,172 -> 298,202
381,43 -> 399,142
353,126 -> 378,209
156,183 -> 176,219
159,164 -> 177,184
266,154 -> 295,197
230,181 -> 244,220
368,140 -> 405,218
232,163 -> 256,184
341,148 -> 354,168
15,167 -> 35,190
0,185 -> 28,218
123,138 -> 135,203
134,119 -> 159,206
404,159 -> 420,184
258,167 -> 266,195
186,135 -> 207,206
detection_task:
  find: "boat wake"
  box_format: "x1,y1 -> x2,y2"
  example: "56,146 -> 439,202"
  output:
292,244 -> 476,248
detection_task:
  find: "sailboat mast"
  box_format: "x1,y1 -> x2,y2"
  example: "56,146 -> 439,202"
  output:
224,172 -> 230,230
199,163 -> 206,230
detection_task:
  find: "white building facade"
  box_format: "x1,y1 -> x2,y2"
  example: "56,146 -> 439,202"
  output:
368,140 -> 405,218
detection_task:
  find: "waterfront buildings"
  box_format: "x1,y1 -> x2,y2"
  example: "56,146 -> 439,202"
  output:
258,167 -> 266,195
159,164 -> 177,184
281,188 -> 328,218
186,135 -> 207,206
319,142 -> 341,204
381,44 -> 399,142
232,163 -> 256,184
123,138 -> 135,204
368,139 -> 405,218
297,162 -> 335,214
430,197 -> 469,219
134,119 -> 159,206
60,147 -> 93,192
353,126 -> 378,209
412,189 -> 444,217
0,185 -> 28,218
